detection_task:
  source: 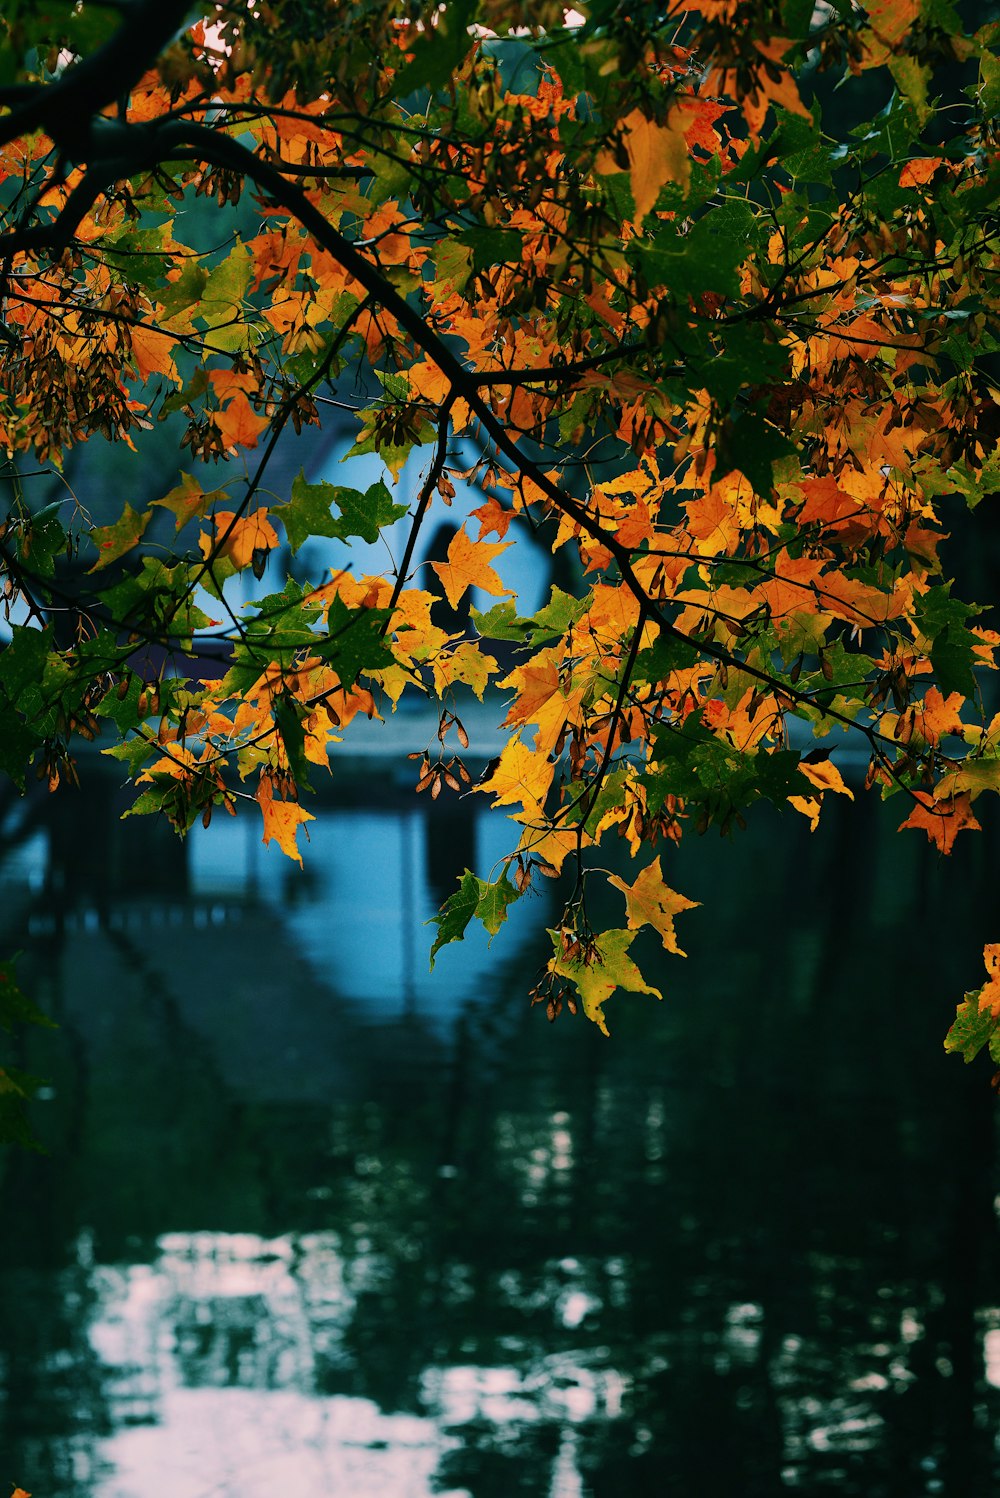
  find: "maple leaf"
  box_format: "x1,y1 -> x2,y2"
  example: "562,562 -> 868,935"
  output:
547,928 -> 662,1037
430,528 -> 513,610
797,754 -> 854,801
470,495 -> 514,540
131,321 -> 179,384
620,107 -> 691,225
478,735 -> 554,822
431,640 -> 499,700
899,792 -> 981,855
978,945 -> 1000,1018
152,473 -> 228,532
89,504 -> 152,571
215,392 -> 268,450
256,776 -> 315,865
200,510 -> 279,571
607,858 -> 699,955
899,156 -> 944,188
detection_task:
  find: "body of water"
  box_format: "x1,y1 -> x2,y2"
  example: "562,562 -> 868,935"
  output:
1,739 -> 998,1496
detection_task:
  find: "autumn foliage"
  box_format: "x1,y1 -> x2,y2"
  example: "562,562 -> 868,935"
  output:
0,1 -> 999,1052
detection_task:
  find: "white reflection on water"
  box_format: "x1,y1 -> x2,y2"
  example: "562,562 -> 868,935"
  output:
85,1231 -> 605,1498
95,1388 -> 457,1498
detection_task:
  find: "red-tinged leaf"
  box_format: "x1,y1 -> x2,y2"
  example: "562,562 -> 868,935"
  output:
152,473 -> 228,532
470,495 -> 514,540
899,156 -> 944,187
131,321 -> 180,384
89,504 -> 152,571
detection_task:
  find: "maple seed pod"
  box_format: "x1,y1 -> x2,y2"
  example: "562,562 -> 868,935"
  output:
202,802 -> 213,830
116,674 -> 130,701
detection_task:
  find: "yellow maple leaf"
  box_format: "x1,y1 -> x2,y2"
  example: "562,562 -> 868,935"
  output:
607,857 -> 699,955
797,755 -> 854,801
502,655 -> 561,726
256,776 -> 315,865
430,527 -> 512,609
789,752 -> 854,835
516,824 -> 582,875
479,735 -> 554,822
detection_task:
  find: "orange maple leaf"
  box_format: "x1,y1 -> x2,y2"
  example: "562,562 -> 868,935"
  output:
899,156 -> 944,187
899,791 -> 980,854
430,528 -> 512,609
607,857 -> 699,955
200,510 -> 279,570
798,755 -> 854,801
256,776 -> 315,865
978,945 -> 1000,1017
599,108 -> 691,226
215,391 -> 269,450
131,321 -> 179,384
470,495 -> 514,540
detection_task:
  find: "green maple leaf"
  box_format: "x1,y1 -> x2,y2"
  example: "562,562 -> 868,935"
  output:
278,471 -> 408,552
429,871 -> 521,965
548,928 -> 662,1036
944,992 -> 1000,1064
89,504 -> 153,571
429,870 -> 479,966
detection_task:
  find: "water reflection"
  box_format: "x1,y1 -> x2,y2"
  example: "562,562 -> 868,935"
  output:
1,756 -> 999,1496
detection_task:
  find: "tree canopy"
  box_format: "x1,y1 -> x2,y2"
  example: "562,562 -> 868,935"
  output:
0,0 -> 999,1064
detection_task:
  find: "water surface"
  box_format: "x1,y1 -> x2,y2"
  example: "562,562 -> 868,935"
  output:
1,752 -> 998,1496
